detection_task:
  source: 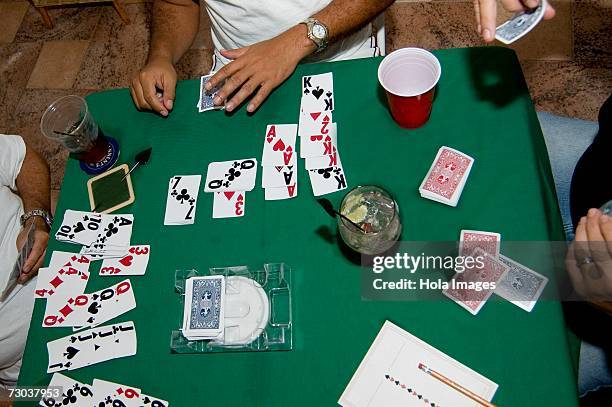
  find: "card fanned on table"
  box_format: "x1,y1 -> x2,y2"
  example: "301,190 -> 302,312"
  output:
339,321 -> 498,407
204,158 -> 257,218
419,146 -> 473,207
261,124 -> 299,200
40,372 -> 169,407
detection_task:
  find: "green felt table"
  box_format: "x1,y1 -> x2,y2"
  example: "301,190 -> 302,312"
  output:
19,46 -> 579,406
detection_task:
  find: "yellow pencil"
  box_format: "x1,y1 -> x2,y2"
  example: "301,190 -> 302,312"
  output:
418,363 -> 497,407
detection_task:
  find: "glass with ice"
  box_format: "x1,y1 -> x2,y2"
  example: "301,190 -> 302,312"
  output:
338,185 -> 402,255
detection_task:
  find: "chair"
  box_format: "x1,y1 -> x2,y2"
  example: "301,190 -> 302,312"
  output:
28,0 -> 130,29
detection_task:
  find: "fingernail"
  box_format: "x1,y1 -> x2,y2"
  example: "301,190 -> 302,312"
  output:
213,96 -> 222,105
167,100 -> 173,110
225,103 -> 234,111
160,110 -> 168,117
477,24 -> 481,34
247,104 -> 255,112
601,215 -> 610,223
483,29 -> 491,41
580,216 -> 587,224
205,82 -> 212,91
588,208 -> 600,217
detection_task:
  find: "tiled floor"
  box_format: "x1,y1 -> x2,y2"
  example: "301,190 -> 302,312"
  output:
0,0 -> 610,202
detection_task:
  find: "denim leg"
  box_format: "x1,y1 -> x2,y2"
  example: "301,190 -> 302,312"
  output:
579,340 -> 612,396
536,111 -> 599,241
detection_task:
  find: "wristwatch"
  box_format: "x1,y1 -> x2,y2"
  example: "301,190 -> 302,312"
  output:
20,209 -> 53,229
301,17 -> 329,53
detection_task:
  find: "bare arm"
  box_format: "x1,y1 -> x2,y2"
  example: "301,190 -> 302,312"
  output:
130,0 -> 200,116
15,142 -> 51,281
207,0 -> 395,113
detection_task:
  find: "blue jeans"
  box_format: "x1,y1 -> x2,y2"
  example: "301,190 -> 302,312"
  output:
537,111 -> 611,396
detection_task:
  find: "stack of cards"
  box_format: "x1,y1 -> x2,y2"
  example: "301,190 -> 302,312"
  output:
41,373 -> 169,407
419,146 -> 474,207
1,221 -> 35,301
54,210 -> 134,259
261,124 -> 299,200
298,73 -> 348,196
444,229 -> 548,314
197,74 -> 224,112
46,321 -> 137,373
164,175 -> 202,225
204,158 -> 258,219
182,276 -> 225,341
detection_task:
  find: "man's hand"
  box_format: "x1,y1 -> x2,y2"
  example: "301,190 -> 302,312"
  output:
473,0 -> 556,42
15,217 -> 49,284
130,56 -> 177,117
205,25 -> 316,113
566,209 -> 612,300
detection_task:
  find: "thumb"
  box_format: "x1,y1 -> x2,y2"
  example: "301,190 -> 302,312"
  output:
161,73 -> 177,111
220,47 -> 249,60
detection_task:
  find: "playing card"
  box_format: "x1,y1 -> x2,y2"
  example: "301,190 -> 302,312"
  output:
459,230 -> 501,258
47,321 -> 137,373
304,146 -> 340,170
1,221 -> 36,301
43,279 -> 136,328
419,146 -> 474,207
39,373 -> 96,407
92,214 -> 134,247
198,73 -> 225,112
92,379 -> 141,407
183,276 -> 225,338
261,124 -> 298,166
261,165 -> 296,188
55,210 -> 105,245
36,252 -> 90,302
164,175 -> 201,225
212,191 -> 246,219
204,158 -> 258,192
443,248 -> 509,315
264,183 -> 298,201
301,73 -> 334,112
300,122 -> 338,158
496,255 -> 548,312
495,0 -> 547,44
298,110 -> 333,138
100,245 -> 150,276
307,156 -> 347,197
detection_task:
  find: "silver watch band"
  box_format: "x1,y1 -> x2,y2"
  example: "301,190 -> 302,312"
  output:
21,209 -> 53,229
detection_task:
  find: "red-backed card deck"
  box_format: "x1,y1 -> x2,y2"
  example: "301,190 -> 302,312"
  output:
419,146 -> 474,207
443,248 -> 509,315
459,230 -> 501,258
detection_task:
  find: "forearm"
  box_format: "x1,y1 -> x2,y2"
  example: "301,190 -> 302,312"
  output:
15,143 -> 50,219
149,0 -> 200,64
315,0 -> 394,44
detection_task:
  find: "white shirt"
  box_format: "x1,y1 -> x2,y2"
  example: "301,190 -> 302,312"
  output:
0,135 -> 25,293
205,0 -> 375,68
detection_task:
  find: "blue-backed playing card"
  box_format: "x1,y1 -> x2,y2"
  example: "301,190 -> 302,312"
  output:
198,74 -> 225,112
187,276 -> 225,335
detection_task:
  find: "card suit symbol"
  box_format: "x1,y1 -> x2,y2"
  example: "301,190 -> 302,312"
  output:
310,112 -> 321,121
88,301 -> 101,315
400,384 -> 406,389
70,336 -> 77,343
74,222 -> 85,233
417,395 -> 422,399
424,399 -> 429,403
171,190 -> 178,197
50,276 -> 63,288
237,194 -> 244,202
385,374 -> 390,379
87,317 -> 95,324
326,91 -> 332,98
232,161 -> 241,168
119,255 -> 133,267
60,304 -> 73,317
65,346 -> 80,360
317,168 -> 333,179
222,181 -> 230,188
395,381 -> 399,385
224,192 -> 235,201
226,168 -> 241,181
408,388 -> 412,392
312,87 -> 324,99
333,168 -> 341,175
272,139 -> 285,152
115,339 -> 119,343
303,88 -> 310,95
175,188 -> 190,204
274,166 -> 283,173
92,293 -> 99,300
144,397 -> 151,403
105,223 -> 119,237
188,197 -> 195,205
63,389 -> 77,404
94,344 -> 100,351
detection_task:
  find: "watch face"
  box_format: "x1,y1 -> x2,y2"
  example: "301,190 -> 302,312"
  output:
312,24 -> 326,40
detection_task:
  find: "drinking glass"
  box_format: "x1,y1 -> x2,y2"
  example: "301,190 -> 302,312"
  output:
338,186 -> 402,255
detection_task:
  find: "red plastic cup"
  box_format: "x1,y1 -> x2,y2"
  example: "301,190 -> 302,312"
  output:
378,48 -> 442,129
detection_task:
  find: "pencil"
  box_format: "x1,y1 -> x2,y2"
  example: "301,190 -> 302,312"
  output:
418,363 -> 496,407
